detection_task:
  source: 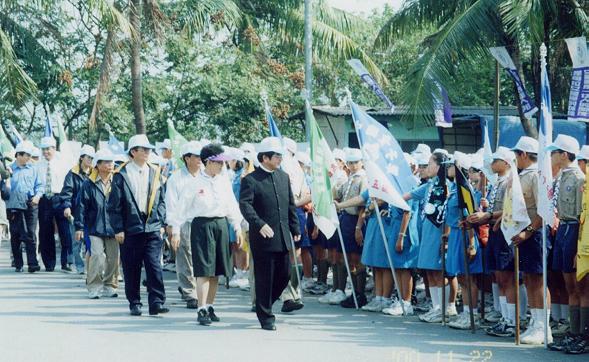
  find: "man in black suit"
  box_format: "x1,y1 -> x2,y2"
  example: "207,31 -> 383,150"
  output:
239,137 -> 301,331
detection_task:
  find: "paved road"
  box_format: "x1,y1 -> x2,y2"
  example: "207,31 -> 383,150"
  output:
0,243 -> 581,362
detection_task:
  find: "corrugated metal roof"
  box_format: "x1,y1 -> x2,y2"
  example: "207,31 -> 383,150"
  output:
310,105 -> 522,117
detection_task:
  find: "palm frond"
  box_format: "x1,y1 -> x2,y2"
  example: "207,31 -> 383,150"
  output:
374,0 -> 464,49
87,0 -> 136,38
313,0 -> 364,33
399,0 -> 499,127
143,0 -> 170,39
0,27 -> 37,105
177,0 -> 242,38
280,9 -> 389,86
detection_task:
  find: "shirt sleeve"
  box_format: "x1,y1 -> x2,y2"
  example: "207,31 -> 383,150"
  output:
360,189 -> 369,202
410,182 -> 429,201
576,173 -> 585,217
224,177 -> 243,233
164,174 -> 179,230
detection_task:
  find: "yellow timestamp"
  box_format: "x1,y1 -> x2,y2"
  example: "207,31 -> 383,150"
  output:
391,350 -> 493,362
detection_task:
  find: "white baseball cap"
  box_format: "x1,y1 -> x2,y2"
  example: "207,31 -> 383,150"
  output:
296,151 -> 311,167
283,137 -> 297,155
181,141 -> 202,156
415,153 -> 430,166
470,154 -> 484,170
344,148 -> 362,162
404,152 -> 416,166
80,144 -> 96,158
433,148 -> 449,156
92,149 -> 114,167
492,146 -> 515,163
258,137 -> 285,154
31,146 -> 41,158
546,134 -> 580,155
240,143 -> 256,160
577,145 -> 589,161
40,136 -> 56,149
15,140 -> 34,155
511,136 -> 539,154
413,143 -> 431,156
127,134 -> 155,152
454,151 -> 471,170
333,148 -> 345,161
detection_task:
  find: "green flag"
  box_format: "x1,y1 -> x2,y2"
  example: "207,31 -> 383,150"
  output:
167,119 -> 188,167
307,100 -> 338,238
0,125 -> 14,154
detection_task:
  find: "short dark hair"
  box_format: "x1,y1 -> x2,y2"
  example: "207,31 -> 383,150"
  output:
182,153 -> 200,165
514,150 -> 538,162
200,143 -> 224,165
566,152 -> 576,162
257,151 -> 276,163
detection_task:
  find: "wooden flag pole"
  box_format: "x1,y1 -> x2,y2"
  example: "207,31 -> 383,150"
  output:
515,245 -> 520,345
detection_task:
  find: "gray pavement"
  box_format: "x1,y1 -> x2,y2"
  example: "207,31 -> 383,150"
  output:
0,243 -> 582,362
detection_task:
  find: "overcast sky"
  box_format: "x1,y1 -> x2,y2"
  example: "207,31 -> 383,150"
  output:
326,0 -> 404,15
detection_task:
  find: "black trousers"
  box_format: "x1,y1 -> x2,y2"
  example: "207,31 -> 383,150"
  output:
120,231 -> 166,308
8,207 -> 39,269
251,248 -> 291,326
38,196 -> 72,269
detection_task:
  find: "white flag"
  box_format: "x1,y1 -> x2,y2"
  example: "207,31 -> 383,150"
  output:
501,159 -> 531,244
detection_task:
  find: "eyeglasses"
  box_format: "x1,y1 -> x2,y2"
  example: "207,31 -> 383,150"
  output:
346,161 -> 360,165
550,150 -> 564,155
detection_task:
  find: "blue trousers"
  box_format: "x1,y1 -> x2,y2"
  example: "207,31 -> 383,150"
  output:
38,196 -> 73,269
120,231 -> 166,308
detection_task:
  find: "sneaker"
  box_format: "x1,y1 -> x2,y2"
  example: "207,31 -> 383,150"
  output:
309,282 -> 330,295
414,298 -> 432,313
302,278 -> 316,293
519,318 -> 535,341
61,265 -> 74,274
521,322 -> 553,345
186,299 -> 198,309
449,312 -> 479,330
318,290 -> 334,304
235,278 -> 249,290
446,304 -> 458,317
418,307 -> 439,321
328,290 -> 346,305
208,306 -> 220,322
484,310 -> 502,324
101,287 -> 118,298
565,332 -> 589,354
197,308 -> 212,326
362,299 -> 383,312
548,332 -> 578,351
552,319 -> 570,337
419,308 -> 442,323
486,319 -> 515,337
228,274 -> 241,288
88,290 -> 100,299
382,301 -> 406,316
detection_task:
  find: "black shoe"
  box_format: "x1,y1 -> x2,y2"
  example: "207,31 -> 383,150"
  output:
15,267 -> 23,273
28,266 -> 41,273
281,299 -> 304,313
565,330 -> 589,354
261,323 -> 276,331
186,299 -> 198,309
340,293 -> 367,308
61,265 -> 73,273
486,320 -> 515,337
548,332 -> 578,351
130,305 -> 142,316
149,304 -> 170,316
46,267 -> 55,272
197,308 -> 211,326
208,306 -> 220,322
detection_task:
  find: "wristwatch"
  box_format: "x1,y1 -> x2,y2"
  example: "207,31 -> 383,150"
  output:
525,225 -> 535,233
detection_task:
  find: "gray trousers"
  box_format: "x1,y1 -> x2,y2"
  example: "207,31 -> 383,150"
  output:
176,222 -> 197,301
87,235 -> 119,293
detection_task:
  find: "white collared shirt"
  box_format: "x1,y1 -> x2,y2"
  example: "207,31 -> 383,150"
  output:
165,167 -> 198,232
38,152 -> 69,195
175,170 -> 243,235
126,161 -> 150,213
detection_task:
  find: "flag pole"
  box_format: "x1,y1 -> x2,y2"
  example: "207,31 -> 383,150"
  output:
335,220 -> 359,310
515,245 -> 520,345
373,202 -> 406,316
542,221 -> 548,347
461,225 -> 476,333
288,233 -> 304,302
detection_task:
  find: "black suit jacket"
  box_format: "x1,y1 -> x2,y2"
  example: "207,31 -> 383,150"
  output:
239,167 -> 300,253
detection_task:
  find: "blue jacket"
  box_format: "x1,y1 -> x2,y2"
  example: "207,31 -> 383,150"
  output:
107,162 -> 166,236
75,170 -> 114,237
4,161 -> 43,210
56,165 -> 90,211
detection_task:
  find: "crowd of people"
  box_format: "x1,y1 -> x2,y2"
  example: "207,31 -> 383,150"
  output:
2,131 -> 589,353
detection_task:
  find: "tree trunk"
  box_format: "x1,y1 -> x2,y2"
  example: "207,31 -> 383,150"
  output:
88,29 -> 114,129
130,0 -> 145,134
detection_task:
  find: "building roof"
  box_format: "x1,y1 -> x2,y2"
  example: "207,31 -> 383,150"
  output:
309,105 -> 523,118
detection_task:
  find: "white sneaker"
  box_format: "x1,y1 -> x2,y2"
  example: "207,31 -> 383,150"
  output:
328,290 -> 346,305
318,290 -> 334,304
519,318 -> 535,340
383,300 -> 413,316
228,274 -> 241,288
420,307 -> 441,322
446,304 -> 458,316
521,322 -> 553,345
101,287 -> 118,298
449,312 -> 479,330
301,278 -> 316,292
88,290 -> 100,299
362,299 -> 383,312
484,310 -> 502,323
418,307 -> 438,321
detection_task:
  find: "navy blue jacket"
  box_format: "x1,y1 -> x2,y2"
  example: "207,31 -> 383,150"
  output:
55,165 -> 90,212
75,171 -> 114,238
107,162 -> 166,236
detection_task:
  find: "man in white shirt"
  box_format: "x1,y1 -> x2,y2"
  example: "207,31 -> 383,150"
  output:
37,136 -> 74,272
166,141 -> 202,309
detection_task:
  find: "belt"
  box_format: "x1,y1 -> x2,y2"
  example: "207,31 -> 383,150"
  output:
559,220 -> 579,225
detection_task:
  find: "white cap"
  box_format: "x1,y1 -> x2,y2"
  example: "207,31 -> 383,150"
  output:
492,146 -> 515,163
333,148 -> 345,161
80,144 -> 96,158
404,152 -> 416,166
92,149 -> 114,167
15,140 -> 34,155
344,148 -> 362,162
225,147 -> 245,161
161,139 -> 172,150
31,147 -> 41,158
296,151 -> 311,167
511,136 -> 539,154
413,143 -> 431,156
127,134 -> 155,152
415,153 -> 430,166
40,136 -> 56,149
181,141 -> 202,156
546,134 -> 580,155
258,137 -> 285,154
283,137 -> 297,155
454,151 -> 471,170
240,143 -> 256,159
433,148 -> 449,156
114,153 -> 127,163
470,154 -> 484,170
577,145 -> 589,161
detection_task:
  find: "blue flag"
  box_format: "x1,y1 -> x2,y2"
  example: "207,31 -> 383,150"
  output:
266,104 -> 282,138
350,100 -> 416,210
44,115 -> 54,138
537,44 -> 554,223
108,133 -> 125,155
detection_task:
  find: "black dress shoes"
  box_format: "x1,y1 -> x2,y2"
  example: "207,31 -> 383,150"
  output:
149,304 -> 170,316
208,306 -> 220,322
261,323 -> 276,331
46,267 -> 55,272
281,299 -> 304,313
15,267 -> 24,273
130,305 -> 142,316
186,299 -> 198,309
28,266 -> 41,273
197,308 -> 212,326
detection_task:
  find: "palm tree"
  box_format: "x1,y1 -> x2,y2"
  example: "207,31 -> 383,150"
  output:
374,0 -> 589,136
